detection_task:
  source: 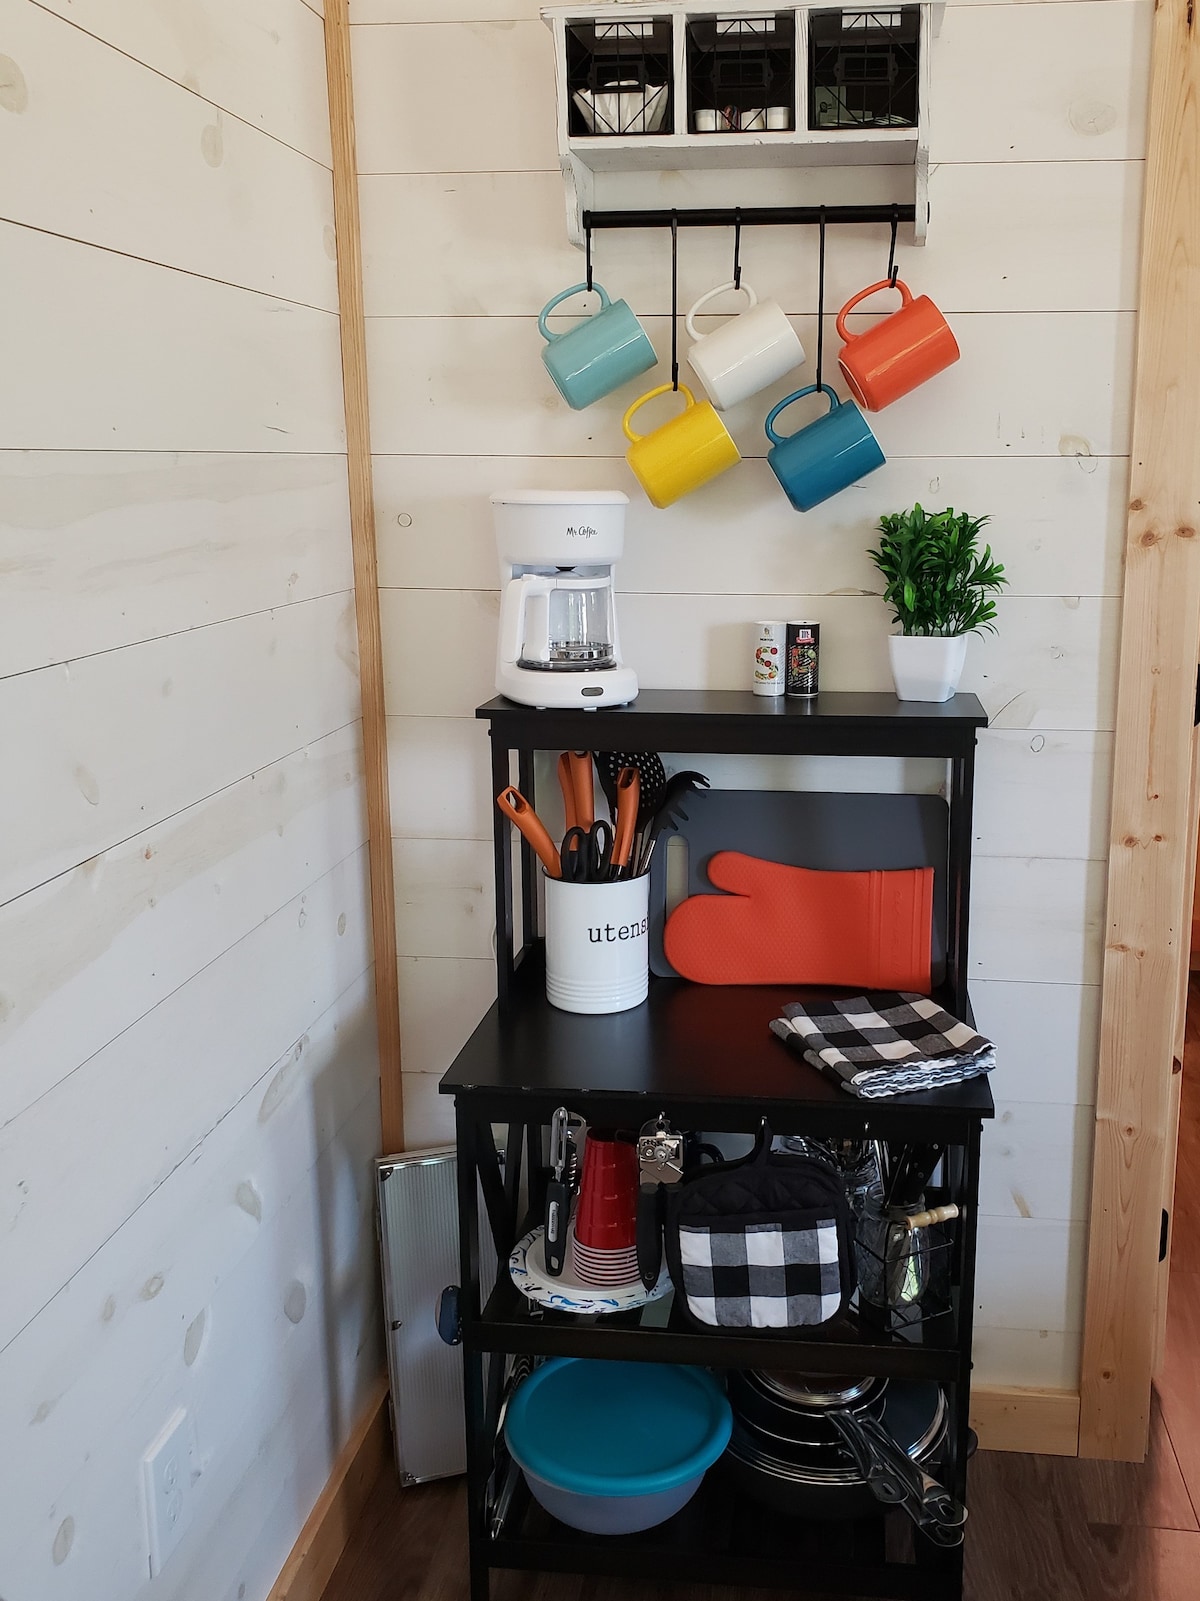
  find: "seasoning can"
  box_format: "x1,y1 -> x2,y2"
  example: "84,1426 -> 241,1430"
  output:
753,621 -> 787,697
786,620 -> 820,698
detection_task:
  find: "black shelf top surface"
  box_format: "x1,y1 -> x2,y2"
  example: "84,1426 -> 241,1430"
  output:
440,969 -> 995,1133
476,690 -> 988,757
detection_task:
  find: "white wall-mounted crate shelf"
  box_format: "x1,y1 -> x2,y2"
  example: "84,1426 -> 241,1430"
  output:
543,2 -> 941,244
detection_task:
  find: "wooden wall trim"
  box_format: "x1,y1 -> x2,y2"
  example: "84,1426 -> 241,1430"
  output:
323,0 -> 404,1152
267,1374 -> 390,1601
1079,0 -> 1200,1461
970,1385 -> 1080,1459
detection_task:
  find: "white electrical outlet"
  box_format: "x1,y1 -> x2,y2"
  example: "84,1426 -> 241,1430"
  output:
141,1408 -> 199,1577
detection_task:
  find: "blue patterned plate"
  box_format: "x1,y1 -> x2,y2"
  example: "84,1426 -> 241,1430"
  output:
509,1225 -> 671,1315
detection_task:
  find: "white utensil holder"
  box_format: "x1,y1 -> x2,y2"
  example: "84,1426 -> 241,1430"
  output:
544,873 -> 650,1014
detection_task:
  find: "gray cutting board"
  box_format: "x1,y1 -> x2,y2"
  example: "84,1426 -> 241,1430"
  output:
648,789 -> 949,982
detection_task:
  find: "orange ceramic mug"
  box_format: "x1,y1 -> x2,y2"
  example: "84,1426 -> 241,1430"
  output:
836,279 -> 960,412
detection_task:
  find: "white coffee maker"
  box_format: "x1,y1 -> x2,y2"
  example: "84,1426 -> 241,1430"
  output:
493,490 -> 638,709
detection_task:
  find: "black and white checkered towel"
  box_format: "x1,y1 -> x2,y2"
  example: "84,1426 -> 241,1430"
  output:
770,993 -> 996,1099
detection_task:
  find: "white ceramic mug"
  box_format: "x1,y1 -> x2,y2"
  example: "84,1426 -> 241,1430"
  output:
544,873 -> 649,1014
685,281 -> 807,412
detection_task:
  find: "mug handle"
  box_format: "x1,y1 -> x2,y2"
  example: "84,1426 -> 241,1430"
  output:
836,279 -> 912,344
623,383 -> 696,444
764,385 -> 837,446
538,282 -> 612,344
684,280 -> 758,341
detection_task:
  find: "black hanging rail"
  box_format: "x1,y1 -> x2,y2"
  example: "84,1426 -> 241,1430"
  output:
583,203 -> 917,231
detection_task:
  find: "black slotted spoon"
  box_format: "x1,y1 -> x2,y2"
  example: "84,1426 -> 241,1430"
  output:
594,750 -> 666,829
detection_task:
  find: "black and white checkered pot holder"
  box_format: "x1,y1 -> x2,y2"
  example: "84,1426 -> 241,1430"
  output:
664,1134 -> 853,1331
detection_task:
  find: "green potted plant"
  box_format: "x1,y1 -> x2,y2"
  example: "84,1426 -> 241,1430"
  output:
868,505 -> 1007,702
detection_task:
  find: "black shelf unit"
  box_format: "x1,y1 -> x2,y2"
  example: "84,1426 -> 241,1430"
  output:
441,690 -> 992,1601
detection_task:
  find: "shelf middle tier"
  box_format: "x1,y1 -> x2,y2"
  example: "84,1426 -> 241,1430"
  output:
471,1259 -> 965,1380
440,966 -> 994,1139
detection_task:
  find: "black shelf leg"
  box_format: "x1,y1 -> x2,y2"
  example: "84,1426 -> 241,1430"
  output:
456,1102 -> 492,1601
518,746 -> 538,953
947,752 -> 976,1021
491,737 -> 516,1008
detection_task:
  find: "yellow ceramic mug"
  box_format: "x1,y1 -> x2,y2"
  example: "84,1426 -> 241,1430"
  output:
622,384 -> 741,509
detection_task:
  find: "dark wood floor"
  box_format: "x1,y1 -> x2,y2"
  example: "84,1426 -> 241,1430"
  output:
324,997 -> 1200,1601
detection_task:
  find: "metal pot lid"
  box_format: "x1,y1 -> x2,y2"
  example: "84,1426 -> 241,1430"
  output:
752,1371 -> 881,1409
726,1382 -> 947,1487
727,1427 -> 862,1487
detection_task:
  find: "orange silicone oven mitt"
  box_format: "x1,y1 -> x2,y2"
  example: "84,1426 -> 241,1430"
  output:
663,852 -> 933,990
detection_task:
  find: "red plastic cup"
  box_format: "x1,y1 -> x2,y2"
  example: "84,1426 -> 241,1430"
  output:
573,1131 -> 639,1250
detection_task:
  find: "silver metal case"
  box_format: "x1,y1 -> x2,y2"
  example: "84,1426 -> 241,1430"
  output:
376,1146 -> 497,1485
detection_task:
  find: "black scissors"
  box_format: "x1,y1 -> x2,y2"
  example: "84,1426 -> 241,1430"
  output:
559,820 -> 615,883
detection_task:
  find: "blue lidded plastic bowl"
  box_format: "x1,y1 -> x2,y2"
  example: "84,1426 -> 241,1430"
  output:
504,1359 -> 732,1534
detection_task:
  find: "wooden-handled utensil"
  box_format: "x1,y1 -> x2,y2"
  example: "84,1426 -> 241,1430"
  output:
496,786 -> 561,878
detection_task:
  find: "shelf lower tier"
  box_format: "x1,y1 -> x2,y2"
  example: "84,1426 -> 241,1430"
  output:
487,1467 -> 964,1601
472,1270 -> 966,1381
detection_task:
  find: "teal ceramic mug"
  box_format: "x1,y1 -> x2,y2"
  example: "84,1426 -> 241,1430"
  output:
539,282 -> 658,411
764,385 -> 886,512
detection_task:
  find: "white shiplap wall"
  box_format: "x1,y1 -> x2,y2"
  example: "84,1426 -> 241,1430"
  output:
0,4 -> 381,1598
352,0 -> 1148,1393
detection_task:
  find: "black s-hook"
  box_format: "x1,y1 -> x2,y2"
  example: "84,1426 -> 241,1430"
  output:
670,209 -> 679,391
732,206 -> 743,291
815,206 -> 827,393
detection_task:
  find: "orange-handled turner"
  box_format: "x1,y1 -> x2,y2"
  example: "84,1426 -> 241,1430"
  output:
496,786 -> 561,879
556,750 -> 595,833
611,766 -> 640,876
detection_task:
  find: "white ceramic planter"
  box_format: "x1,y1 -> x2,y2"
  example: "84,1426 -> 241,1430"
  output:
888,634 -> 968,703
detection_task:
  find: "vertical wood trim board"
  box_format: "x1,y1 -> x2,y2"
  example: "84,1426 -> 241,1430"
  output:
1154,730 -> 1200,1375
1079,0 -> 1200,1461
323,0 -> 404,1152
266,1374 -> 391,1601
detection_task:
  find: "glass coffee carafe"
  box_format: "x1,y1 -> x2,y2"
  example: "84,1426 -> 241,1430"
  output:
516,571 -> 617,672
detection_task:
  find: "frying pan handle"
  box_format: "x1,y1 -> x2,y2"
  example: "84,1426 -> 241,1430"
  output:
857,1414 -> 968,1537
828,1411 -> 907,1505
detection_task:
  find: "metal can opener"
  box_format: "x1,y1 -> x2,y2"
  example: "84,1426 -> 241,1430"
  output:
636,1115 -> 683,1290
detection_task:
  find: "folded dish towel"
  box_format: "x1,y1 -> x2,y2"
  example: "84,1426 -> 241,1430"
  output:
769,993 -> 996,1100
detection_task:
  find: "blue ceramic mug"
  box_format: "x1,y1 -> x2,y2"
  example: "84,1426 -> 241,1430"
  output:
539,282 -> 658,411
764,385 -> 886,512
